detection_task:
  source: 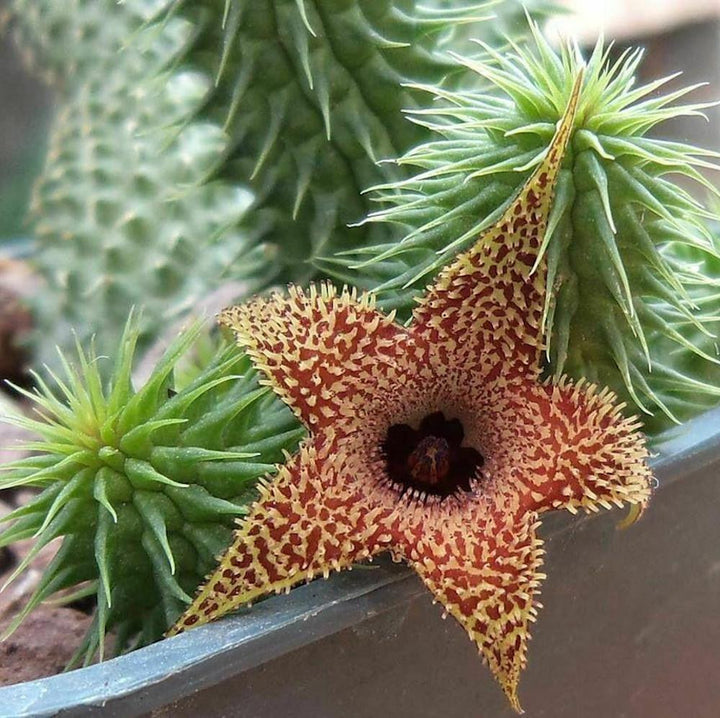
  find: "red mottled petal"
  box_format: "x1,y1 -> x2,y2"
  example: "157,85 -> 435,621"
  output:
412,74 -> 583,382
220,284 -> 408,433
511,377 -> 652,515
401,501 -> 544,713
169,436 -> 392,635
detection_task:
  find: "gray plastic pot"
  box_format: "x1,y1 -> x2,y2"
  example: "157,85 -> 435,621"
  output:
1,406 -> 720,718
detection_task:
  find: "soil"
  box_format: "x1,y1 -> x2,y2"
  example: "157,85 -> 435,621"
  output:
0,605 -> 94,687
0,258 -> 36,388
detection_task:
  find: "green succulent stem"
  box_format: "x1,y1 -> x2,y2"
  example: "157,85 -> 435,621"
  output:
0,318 -> 304,663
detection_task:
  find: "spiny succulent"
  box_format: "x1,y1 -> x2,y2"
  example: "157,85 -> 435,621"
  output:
3,0 -> 265,365
157,0 -> 500,282
3,0 -> 150,84
344,27 -> 720,434
0,319 -> 304,663
644,229 -> 720,423
430,0 -> 561,52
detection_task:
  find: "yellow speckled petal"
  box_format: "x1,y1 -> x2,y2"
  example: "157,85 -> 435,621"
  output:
511,377 -> 652,515
413,72 -> 583,381
404,502 -> 544,713
220,283 -> 409,433
169,435 -> 393,635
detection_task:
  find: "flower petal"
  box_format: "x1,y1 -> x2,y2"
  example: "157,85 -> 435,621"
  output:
511,377 -> 652,515
220,283 -> 409,432
412,73 -> 583,381
169,435 -> 392,635
402,501 -> 544,713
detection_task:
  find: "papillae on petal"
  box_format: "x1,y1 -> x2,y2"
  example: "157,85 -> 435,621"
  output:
512,376 -> 652,515
412,72 -> 583,382
220,284 -> 409,433
169,434 -> 392,635
401,500 -> 545,713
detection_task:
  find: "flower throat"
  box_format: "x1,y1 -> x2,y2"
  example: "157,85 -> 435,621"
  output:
382,411 -> 484,498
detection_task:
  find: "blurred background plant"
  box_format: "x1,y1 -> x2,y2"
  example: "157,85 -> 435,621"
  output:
1,0 -> 720,674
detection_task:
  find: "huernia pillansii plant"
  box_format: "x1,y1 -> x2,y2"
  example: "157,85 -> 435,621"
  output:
0,320 -> 303,663
169,76 -> 653,712
346,25 -> 720,435
1,0 -> 538,364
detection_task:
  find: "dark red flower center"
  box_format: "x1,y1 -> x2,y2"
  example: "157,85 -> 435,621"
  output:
382,411 -> 484,498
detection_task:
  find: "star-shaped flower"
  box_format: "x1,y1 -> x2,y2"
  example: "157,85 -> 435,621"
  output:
169,73 -> 651,711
